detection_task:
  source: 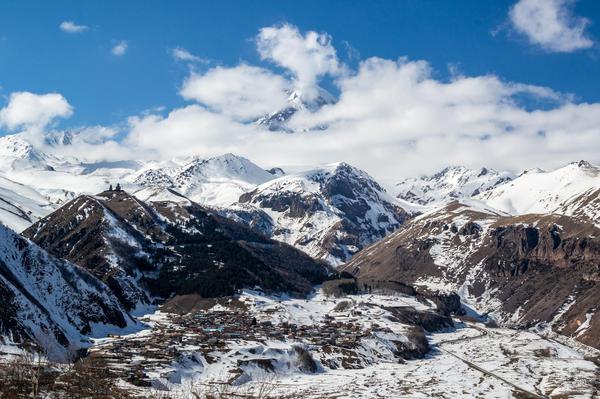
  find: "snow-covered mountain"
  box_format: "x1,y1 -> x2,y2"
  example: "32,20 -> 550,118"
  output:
227,162 -> 415,266
394,166 -> 513,206
0,176 -> 58,232
340,161 -> 600,350
0,134 -> 57,171
0,135 -> 279,228
131,154 -> 276,206
0,133 -> 138,205
256,88 -> 335,132
0,223 -> 135,360
477,160 -> 600,225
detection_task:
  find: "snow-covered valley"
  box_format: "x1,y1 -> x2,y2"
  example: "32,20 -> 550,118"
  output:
84,289 -> 599,398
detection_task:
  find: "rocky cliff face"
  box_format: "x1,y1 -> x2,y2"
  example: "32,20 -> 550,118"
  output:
24,190 -> 332,311
0,223 -> 135,361
342,200 -> 600,349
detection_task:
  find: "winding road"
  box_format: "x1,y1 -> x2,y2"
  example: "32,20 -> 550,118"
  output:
435,322 -> 548,399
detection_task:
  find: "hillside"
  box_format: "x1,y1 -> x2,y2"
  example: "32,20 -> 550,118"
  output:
23,189 -> 332,311
342,199 -> 600,349
478,160 -> 600,225
0,223 -> 135,361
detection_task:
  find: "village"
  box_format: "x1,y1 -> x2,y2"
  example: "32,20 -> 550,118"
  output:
87,295 -> 390,389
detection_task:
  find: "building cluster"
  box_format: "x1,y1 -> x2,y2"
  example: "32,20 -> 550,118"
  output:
88,304 -> 384,387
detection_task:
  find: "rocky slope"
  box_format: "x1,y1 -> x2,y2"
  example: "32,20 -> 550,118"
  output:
23,189 -> 332,311
227,163 -> 415,266
0,223 -> 135,361
394,166 -> 513,206
342,199 -> 600,349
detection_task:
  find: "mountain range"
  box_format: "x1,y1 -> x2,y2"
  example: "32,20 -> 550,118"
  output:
1,131 -> 600,359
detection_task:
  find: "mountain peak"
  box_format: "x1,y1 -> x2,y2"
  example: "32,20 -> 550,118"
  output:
236,161 -> 411,265
569,160 -> 599,172
395,166 -> 514,206
256,86 -> 335,131
0,134 -> 42,160
43,130 -> 74,147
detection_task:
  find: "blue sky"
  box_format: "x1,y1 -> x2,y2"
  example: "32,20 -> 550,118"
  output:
0,1 -> 599,178
1,0 -> 598,128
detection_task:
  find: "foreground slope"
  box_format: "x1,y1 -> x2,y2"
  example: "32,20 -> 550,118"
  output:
23,190 -> 331,311
342,199 -> 600,349
227,162 -> 414,266
0,223 -> 134,360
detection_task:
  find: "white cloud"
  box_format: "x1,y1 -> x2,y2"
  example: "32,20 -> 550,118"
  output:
509,0 -> 594,52
0,92 -> 73,131
42,126 -> 133,162
124,50 -> 600,181
59,21 -> 88,33
125,105 -> 256,159
111,41 -> 128,56
171,47 -> 204,63
179,64 -> 290,120
256,24 -> 344,93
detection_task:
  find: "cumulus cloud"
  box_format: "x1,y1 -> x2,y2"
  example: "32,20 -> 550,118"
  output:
509,0 -> 594,52
179,64 -> 290,120
171,47 -> 205,63
0,92 -> 73,132
111,41 -> 128,56
256,24 -> 344,94
59,21 -> 88,33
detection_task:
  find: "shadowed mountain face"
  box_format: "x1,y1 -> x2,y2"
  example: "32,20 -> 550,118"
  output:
341,200 -> 600,350
0,223 -> 134,361
23,190 -> 332,310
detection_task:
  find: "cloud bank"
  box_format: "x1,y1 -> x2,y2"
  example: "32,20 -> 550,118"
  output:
179,65 -> 290,120
256,24 -> 345,96
4,24 -> 600,181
